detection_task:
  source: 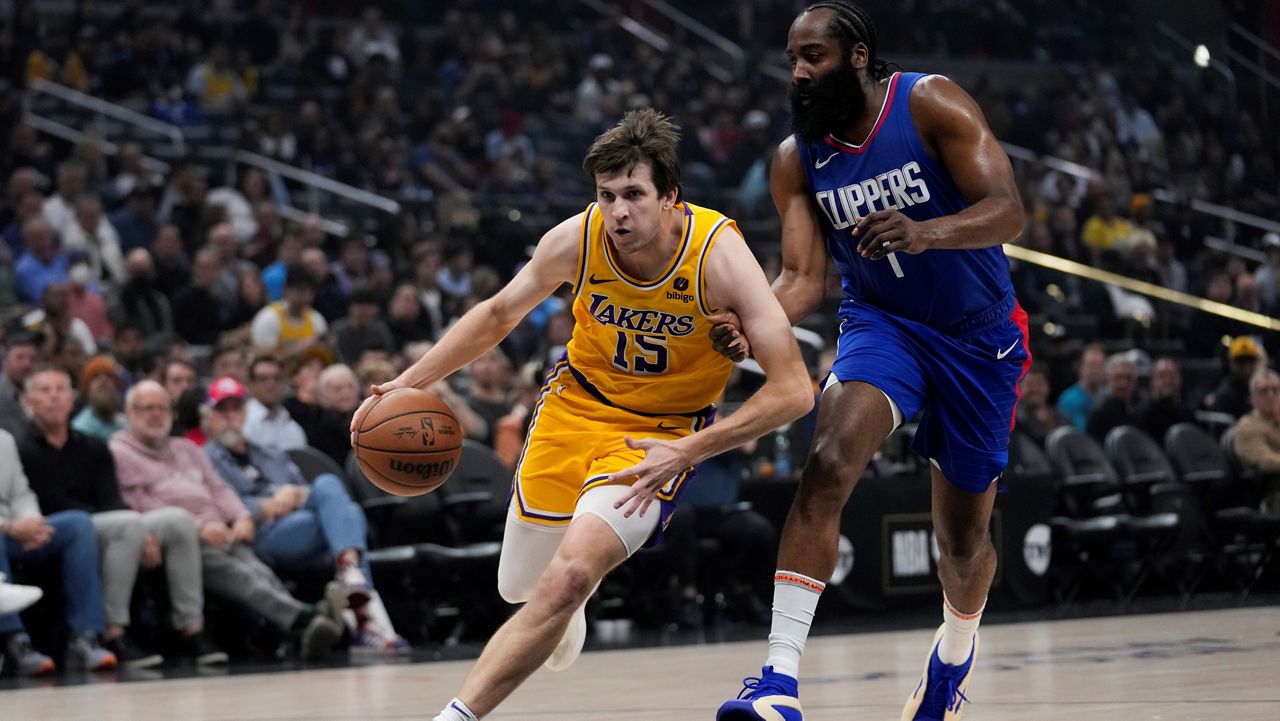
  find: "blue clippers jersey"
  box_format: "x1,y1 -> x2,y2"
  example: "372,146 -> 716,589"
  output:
796,72 -> 1014,332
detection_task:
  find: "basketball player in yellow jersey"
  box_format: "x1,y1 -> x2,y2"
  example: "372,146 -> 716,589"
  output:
350,109 -> 813,721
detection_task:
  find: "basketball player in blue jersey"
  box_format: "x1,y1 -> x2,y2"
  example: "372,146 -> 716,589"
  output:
714,3 -> 1030,720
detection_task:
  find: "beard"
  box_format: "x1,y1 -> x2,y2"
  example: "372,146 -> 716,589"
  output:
215,427 -> 245,449
88,394 -> 118,418
790,60 -> 868,141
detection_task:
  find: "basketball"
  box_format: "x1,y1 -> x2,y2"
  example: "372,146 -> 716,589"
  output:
353,388 -> 463,497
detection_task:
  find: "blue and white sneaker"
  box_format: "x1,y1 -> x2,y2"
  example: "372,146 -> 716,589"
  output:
901,625 -> 979,721
717,665 -> 803,720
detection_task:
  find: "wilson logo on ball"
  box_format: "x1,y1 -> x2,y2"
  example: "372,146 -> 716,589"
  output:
388,458 -> 455,479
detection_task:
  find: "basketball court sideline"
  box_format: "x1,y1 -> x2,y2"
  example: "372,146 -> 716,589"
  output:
5,606 -> 1276,721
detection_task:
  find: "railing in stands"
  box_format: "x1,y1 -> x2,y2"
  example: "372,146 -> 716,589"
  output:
1149,189 -> 1280,236
23,112 -> 170,175
1000,142 -> 1099,182
1004,243 -> 1280,331
276,205 -> 350,239
232,150 -> 401,216
22,106 -> 354,238
1002,140 -> 1280,246
575,0 -> 671,53
27,78 -> 186,156
637,0 -> 745,81
1155,22 -> 1238,116
1228,23 -> 1280,124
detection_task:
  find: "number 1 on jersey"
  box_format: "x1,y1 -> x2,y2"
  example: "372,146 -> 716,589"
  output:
613,331 -> 669,374
887,252 -> 904,278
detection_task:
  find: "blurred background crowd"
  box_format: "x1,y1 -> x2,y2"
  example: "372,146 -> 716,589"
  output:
0,0 -> 1276,677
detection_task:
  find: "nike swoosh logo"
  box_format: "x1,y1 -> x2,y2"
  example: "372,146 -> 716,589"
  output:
996,340 -> 1020,359
657,421 -> 680,431
815,152 -> 839,169
751,696 -> 803,721
588,274 -> 616,284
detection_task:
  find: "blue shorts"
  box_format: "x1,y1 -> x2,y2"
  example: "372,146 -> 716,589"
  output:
826,298 -> 1032,493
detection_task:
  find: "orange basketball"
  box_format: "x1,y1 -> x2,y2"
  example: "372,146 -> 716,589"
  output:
353,388 -> 463,496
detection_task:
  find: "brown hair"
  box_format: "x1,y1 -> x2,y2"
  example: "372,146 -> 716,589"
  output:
582,108 -> 682,200
249,353 -> 282,380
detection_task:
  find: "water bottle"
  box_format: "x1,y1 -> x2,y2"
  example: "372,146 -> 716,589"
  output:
773,424 -> 792,480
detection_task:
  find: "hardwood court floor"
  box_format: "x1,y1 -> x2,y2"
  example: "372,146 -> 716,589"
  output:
5,607 -> 1277,721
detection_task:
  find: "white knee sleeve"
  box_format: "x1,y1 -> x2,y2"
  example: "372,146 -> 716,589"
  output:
821,376 -> 904,431
572,484 -> 660,558
496,508 -> 565,604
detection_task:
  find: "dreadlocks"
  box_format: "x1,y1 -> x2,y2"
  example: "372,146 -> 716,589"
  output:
802,1 -> 892,80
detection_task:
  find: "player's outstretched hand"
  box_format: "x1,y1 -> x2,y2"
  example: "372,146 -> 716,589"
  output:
608,436 -> 693,519
853,210 -> 931,259
350,378 -> 408,447
707,310 -> 750,362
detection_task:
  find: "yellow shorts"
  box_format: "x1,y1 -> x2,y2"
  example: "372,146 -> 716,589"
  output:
511,360 -> 713,530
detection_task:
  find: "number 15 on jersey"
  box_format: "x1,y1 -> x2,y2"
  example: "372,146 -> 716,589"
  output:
612,331 -> 668,374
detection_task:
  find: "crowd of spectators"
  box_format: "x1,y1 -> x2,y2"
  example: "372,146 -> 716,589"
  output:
2,1 -> 1275,352
0,0 -> 1277,674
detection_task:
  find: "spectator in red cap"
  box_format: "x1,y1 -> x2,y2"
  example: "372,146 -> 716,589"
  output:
110,380 -> 346,661
203,375 -> 407,653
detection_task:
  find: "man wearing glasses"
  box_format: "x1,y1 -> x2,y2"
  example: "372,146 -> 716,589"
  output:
110,380 -> 346,661
243,355 -> 308,451
1234,368 -> 1280,512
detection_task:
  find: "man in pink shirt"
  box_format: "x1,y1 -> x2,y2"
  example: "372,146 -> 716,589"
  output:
109,380 -> 345,661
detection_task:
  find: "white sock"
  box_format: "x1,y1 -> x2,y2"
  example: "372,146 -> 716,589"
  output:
765,570 -> 825,679
434,698 -> 479,721
937,594 -> 984,665
364,591 -> 398,634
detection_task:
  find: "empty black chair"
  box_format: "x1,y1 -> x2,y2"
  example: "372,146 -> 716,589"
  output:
1045,426 -> 1123,517
1163,423 -> 1230,492
1043,427 -> 1136,603
1007,430 -> 1055,480
1105,425 -> 1177,514
345,449 -> 503,645
345,449 -> 458,549
1165,422 -> 1265,538
1101,426 -> 1183,598
1220,425 -> 1260,494
1147,482 -> 1208,602
435,440 -> 514,544
1214,427 -> 1280,596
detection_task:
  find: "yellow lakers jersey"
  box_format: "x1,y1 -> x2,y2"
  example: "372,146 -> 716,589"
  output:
270,301 -> 317,346
565,201 -> 736,416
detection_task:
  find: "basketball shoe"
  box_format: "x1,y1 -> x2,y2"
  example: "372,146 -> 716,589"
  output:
717,666 -> 803,720
544,605 -> 586,671
0,573 -> 41,615
901,625 -> 978,720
